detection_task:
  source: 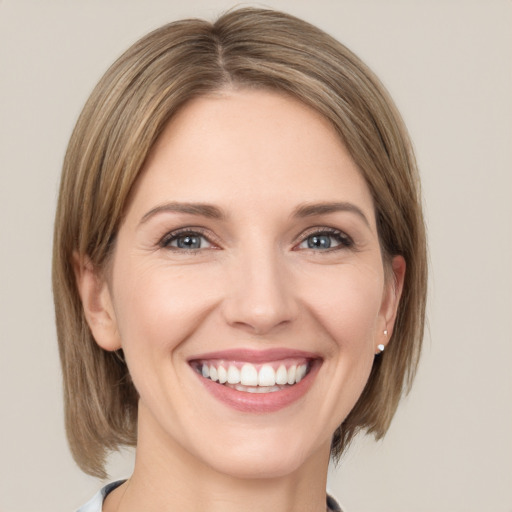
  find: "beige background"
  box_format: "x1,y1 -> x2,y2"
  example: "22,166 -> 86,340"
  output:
1,1 -> 511,511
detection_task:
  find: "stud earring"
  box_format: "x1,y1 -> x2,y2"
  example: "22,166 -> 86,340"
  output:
376,329 -> 388,353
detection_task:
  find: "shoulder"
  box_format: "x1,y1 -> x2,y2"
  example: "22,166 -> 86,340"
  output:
76,481 -> 126,512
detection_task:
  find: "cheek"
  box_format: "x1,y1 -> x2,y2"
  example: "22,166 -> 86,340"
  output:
301,265 -> 384,350
111,261 -> 220,355
304,268 -> 384,422
110,263 -> 218,407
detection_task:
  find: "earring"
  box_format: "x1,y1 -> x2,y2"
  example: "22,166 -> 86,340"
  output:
376,329 -> 387,353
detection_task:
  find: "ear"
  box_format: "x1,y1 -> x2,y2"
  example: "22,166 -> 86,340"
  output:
377,255 -> 406,351
73,252 -> 122,351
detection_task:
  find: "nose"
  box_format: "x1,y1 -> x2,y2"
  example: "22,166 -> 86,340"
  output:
221,247 -> 298,336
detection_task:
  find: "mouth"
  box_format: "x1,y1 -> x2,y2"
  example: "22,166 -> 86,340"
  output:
188,349 -> 321,412
190,358 -> 311,393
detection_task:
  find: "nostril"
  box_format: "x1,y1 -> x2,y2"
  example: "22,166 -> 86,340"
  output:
230,318 -> 292,336
224,298 -> 297,335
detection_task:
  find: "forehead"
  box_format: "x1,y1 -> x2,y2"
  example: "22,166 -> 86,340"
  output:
129,89 -> 375,221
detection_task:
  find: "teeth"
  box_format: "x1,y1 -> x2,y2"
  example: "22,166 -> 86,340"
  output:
296,364 -> 307,382
275,364 -> 288,385
217,365 -> 227,384
234,384 -> 281,393
227,365 -> 241,384
240,364 -> 258,386
258,364 -> 276,386
199,361 -> 310,388
287,365 -> 296,385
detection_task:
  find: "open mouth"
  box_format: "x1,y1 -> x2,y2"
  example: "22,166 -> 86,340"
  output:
188,349 -> 321,412
190,358 -> 313,394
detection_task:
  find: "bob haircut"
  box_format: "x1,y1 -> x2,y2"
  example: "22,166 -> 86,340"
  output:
53,7 -> 427,478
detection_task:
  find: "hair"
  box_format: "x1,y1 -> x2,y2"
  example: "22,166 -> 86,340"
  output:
53,7 -> 427,478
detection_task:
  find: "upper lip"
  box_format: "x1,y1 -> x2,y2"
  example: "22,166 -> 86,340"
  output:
188,348 -> 321,363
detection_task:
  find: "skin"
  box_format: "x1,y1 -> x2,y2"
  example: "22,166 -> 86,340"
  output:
77,89 -> 405,512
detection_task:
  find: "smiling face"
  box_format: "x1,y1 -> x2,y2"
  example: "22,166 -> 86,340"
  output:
79,89 -> 404,480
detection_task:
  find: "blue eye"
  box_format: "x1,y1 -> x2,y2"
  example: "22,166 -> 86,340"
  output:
173,234 -> 202,249
307,234 -> 333,249
161,231 -> 212,250
298,231 -> 352,250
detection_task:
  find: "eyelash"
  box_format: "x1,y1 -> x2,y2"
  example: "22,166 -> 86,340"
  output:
158,227 -> 354,252
296,227 -> 354,252
159,227 -> 215,251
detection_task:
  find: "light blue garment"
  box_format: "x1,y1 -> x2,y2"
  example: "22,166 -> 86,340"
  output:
76,481 -> 125,512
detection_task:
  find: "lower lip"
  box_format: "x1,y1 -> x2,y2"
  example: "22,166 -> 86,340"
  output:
193,361 -> 321,413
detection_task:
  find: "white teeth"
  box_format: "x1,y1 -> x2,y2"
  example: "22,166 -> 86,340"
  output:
287,365 -> 296,385
258,364 -> 276,386
240,363 -> 258,386
227,365 -> 241,384
199,360 -> 310,388
234,384 -> 281,393
275,364 -> 288,385
217,365 -> 227,384
296,364 -> 307,382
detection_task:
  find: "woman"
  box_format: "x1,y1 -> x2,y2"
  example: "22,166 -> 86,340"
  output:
53,7 -> 427,512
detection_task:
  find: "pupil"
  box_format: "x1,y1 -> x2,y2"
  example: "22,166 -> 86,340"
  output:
177,235 -> 201,249
308,235 -> 331,249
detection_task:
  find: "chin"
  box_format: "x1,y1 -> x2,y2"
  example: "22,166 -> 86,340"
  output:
184,422 -> 329,481
205,443 -> 316,480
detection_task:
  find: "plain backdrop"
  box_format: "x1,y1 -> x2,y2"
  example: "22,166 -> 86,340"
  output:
0,1 -> 511,511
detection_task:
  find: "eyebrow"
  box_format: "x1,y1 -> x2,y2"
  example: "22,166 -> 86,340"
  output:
292,202 -> 371,227
139,202 -> 226,225
139,200 -> 370,227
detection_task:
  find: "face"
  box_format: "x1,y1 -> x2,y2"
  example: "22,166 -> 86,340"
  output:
84,89 -> 403,480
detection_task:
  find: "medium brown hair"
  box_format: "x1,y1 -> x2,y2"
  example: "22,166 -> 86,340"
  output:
53,7 -> 427,478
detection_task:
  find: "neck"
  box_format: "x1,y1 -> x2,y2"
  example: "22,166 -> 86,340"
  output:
105,403 -> 331,512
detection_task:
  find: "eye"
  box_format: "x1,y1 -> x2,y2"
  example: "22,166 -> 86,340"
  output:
297,229 -> 353,251
160,230 -> 213,250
